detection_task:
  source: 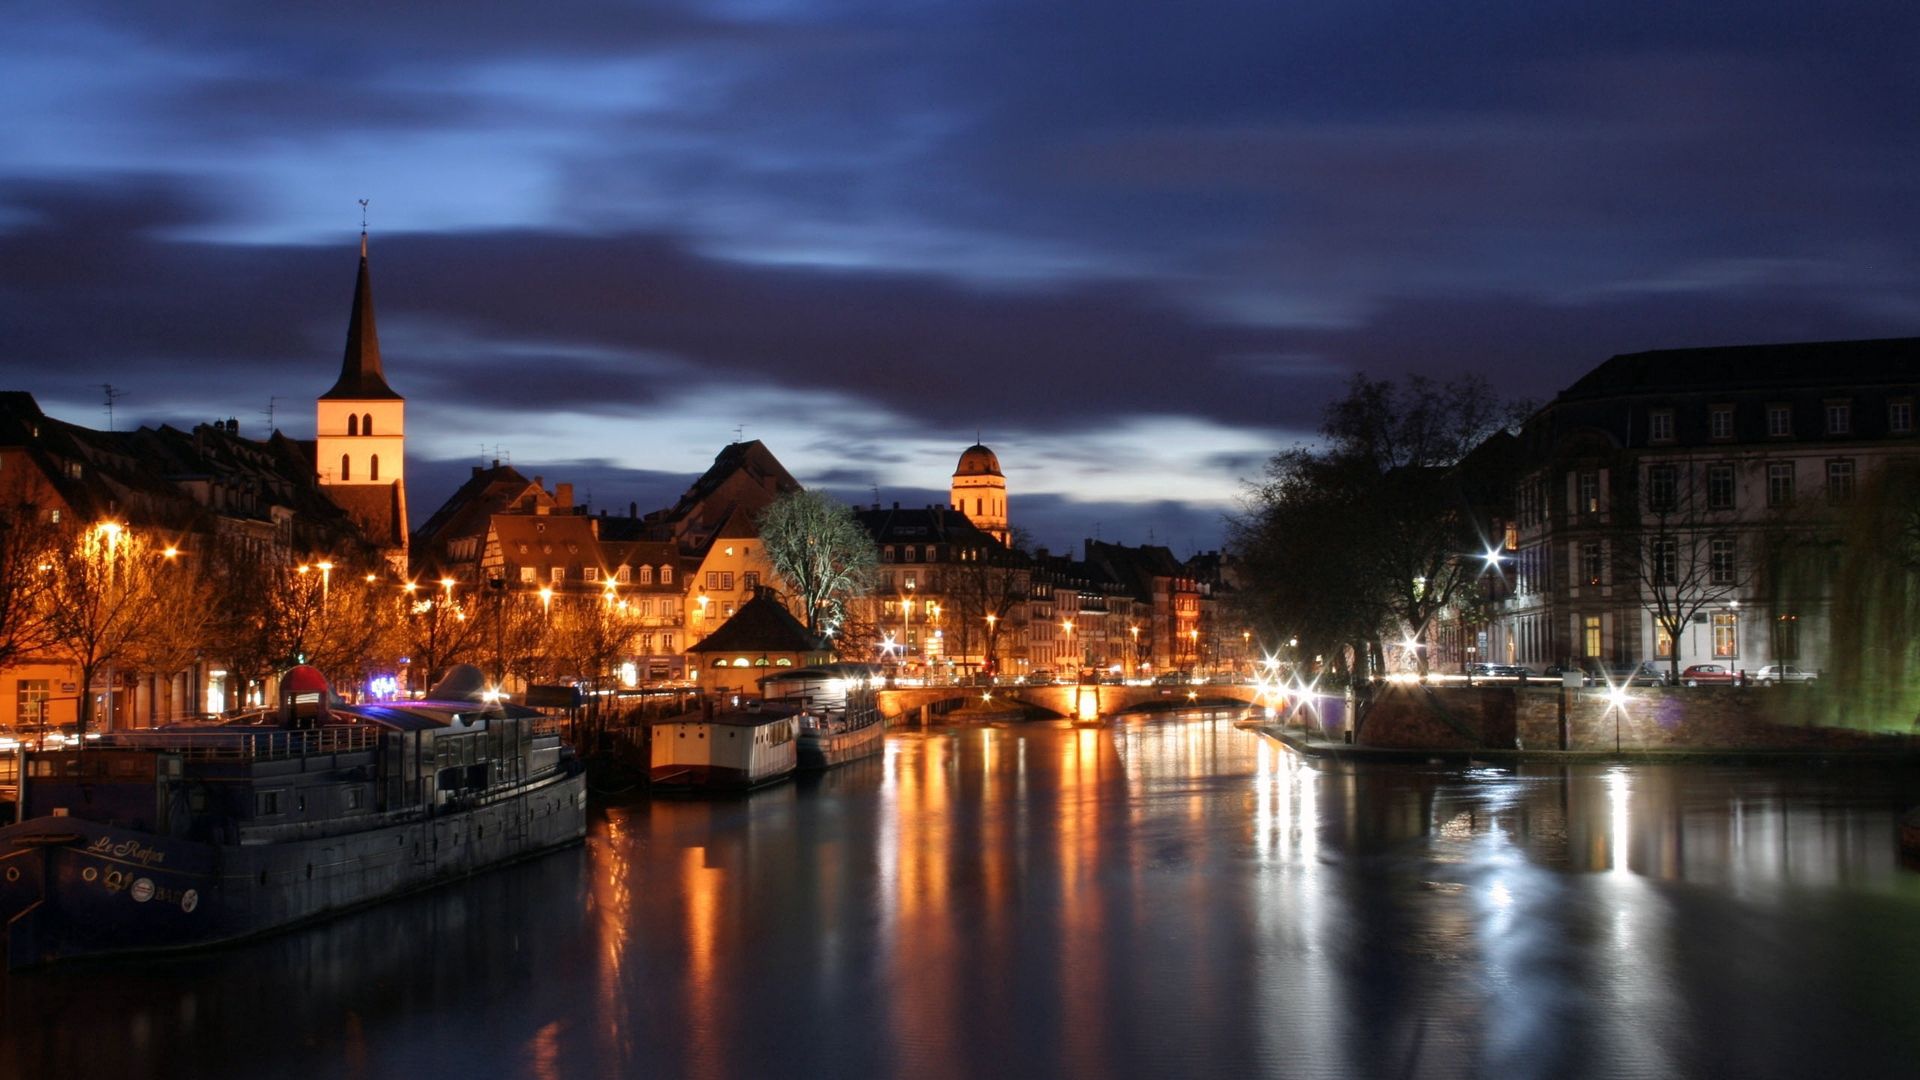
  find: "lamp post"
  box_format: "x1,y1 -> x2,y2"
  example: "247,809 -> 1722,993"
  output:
985,613 -> 998,678
1062,619 -> 1075,682
1128,624 -> 1139,681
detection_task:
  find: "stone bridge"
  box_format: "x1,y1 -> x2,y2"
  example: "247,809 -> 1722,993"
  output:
877,682 -> 1269,722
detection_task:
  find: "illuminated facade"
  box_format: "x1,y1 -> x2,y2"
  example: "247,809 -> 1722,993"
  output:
950,443 -> 1009,544
1490,338 -> 1920,678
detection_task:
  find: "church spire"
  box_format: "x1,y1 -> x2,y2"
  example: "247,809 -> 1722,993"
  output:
321,221 -> 401,401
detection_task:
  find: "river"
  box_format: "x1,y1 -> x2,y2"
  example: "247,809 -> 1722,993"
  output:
4,711 -> 1920,1079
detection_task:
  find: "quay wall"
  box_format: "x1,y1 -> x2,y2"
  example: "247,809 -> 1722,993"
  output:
1353,684 -> 1914,753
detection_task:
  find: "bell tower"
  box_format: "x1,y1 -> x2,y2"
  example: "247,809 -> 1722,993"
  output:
951,443 -> 1008,544
315,227 -> 409,559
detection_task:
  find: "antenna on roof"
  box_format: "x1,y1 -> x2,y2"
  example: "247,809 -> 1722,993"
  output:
264,395 -> 280,432
101,383 -> 123,431
733,424 -> 746,443
357,199 -> 370,257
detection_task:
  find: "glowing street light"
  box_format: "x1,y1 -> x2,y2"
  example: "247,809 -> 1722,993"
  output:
538,585 -> 554,619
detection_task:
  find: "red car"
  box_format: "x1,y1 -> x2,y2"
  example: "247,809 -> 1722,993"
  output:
1681,663 -> 1737,686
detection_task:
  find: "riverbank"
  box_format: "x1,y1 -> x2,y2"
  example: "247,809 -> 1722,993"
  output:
1250,718 -> 1920,766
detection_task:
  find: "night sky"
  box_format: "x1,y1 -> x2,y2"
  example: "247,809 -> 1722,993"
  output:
4,2 -> 1915,554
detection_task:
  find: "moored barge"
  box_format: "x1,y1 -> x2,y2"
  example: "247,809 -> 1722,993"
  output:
0,666 -> 585,969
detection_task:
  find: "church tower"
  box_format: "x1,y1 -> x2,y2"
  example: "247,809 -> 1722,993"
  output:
315,231 -> 409,560
951,443 -> 1008,544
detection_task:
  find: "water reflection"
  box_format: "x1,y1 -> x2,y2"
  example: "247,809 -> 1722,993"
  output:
4,712 -> 1919,1080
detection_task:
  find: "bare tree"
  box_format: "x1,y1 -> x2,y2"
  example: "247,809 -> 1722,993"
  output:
757,490 -> 879,637
1633,460 -> 1747,683
0,502 -> 60,671
940,528 -> 1030,676
39,522 -> 176,733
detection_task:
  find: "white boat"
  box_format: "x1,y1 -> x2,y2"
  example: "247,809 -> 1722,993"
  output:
761,664 -> 887,771
649,705 -> 797,790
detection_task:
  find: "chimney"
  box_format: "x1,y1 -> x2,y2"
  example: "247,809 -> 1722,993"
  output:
556,482 -> 574,511
472,466 -> 483,478
492,459 -> 500,469
629,501 -> 637,519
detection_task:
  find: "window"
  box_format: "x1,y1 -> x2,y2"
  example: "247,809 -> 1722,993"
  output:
661,634 -> 673,652
583,567 -> 599,582
1583,615 -> 1602,658
1707,464 -> 1735,510
347,414 -> 359,436
1710,537 -> 1736,584
1767,463 -> 1794,506
705,572 -> 718,589
256,791 -> 282,817
1773,614 -> 1799,660
1577,470 -> 1599,514
1827,460 -> 1855,503
1767,405 -> 1792,437
743,572 -> 759,591
661,566 -> 672,584
340,454 -> 351,481
1582,541 -> 1604,586
369,455 -> 379,481
718,572 -> 734,592
1891,400 -> 1914,434
1647,465 -> 1677,511
1655,623 -> 1674,658
551,566 -> 564,582
1650,536 -> 1677,585
16,679 -> 49,724
639,565 -> 652,584
1825,401 -> 1851,435
362,413 -> 373,435
1648,409 -> 1675,443
1713,613 -> 1738,658
1709,406 -> 1734,440
519,566 -> 536,583
617,565 -> 631,584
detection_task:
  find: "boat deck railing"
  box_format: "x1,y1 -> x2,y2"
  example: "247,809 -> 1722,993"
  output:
99,726 -> 382,761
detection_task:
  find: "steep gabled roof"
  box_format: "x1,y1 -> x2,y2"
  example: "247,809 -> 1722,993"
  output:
686,589 -> 826,654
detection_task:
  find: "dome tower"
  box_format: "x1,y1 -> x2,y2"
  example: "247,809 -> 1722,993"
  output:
951,443 -> 1008,544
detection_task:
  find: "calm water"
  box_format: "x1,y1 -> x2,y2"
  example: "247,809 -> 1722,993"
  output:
5,712 -> 1920,1079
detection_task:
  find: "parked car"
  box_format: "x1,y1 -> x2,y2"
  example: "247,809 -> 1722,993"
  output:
1025,669 -> 1056,686
1489,664 -> 1533,679
1754,664 -> 1819,685
1680,663 -> 1737,686
1542,664 -> 1594,685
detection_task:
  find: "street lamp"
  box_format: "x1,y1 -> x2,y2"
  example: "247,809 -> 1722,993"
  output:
1062,619 -> 1075,682
539,585 -> 554,619
1128,624 -> 1139,680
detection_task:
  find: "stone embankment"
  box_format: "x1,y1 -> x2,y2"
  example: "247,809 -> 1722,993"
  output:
1279,682 -> 1917,757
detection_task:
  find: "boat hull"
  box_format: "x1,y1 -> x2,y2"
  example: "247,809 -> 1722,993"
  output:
1,772 -> 586,969
797,717 -> 886,770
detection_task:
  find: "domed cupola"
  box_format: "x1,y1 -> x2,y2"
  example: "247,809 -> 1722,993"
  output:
951,443 -> 1008,544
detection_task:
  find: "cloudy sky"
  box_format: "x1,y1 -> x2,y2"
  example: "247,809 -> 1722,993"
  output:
3,2 -> 1915,554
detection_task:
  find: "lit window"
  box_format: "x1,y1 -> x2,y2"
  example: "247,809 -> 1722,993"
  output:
617,565 -> 631,584
639,565 -> 653,584
1577,470 -> 1599,514
1655,623 -> 1673,658
519,566 -> 535,583
551,566 -> 564,582
584,567 -> 599,582
1713,613 -> 1738,658
1582,615 -> 1602,658
661,566 -> 672,584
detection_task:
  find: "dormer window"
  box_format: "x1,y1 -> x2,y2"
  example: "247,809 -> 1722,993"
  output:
1648,409 -> 1675,444
1825,401 -> 1851,435
1767,404 -> 1792,437
1709,405 -> 1734,441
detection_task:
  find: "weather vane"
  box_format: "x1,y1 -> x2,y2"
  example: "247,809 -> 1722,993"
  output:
358,198 -> 369,231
